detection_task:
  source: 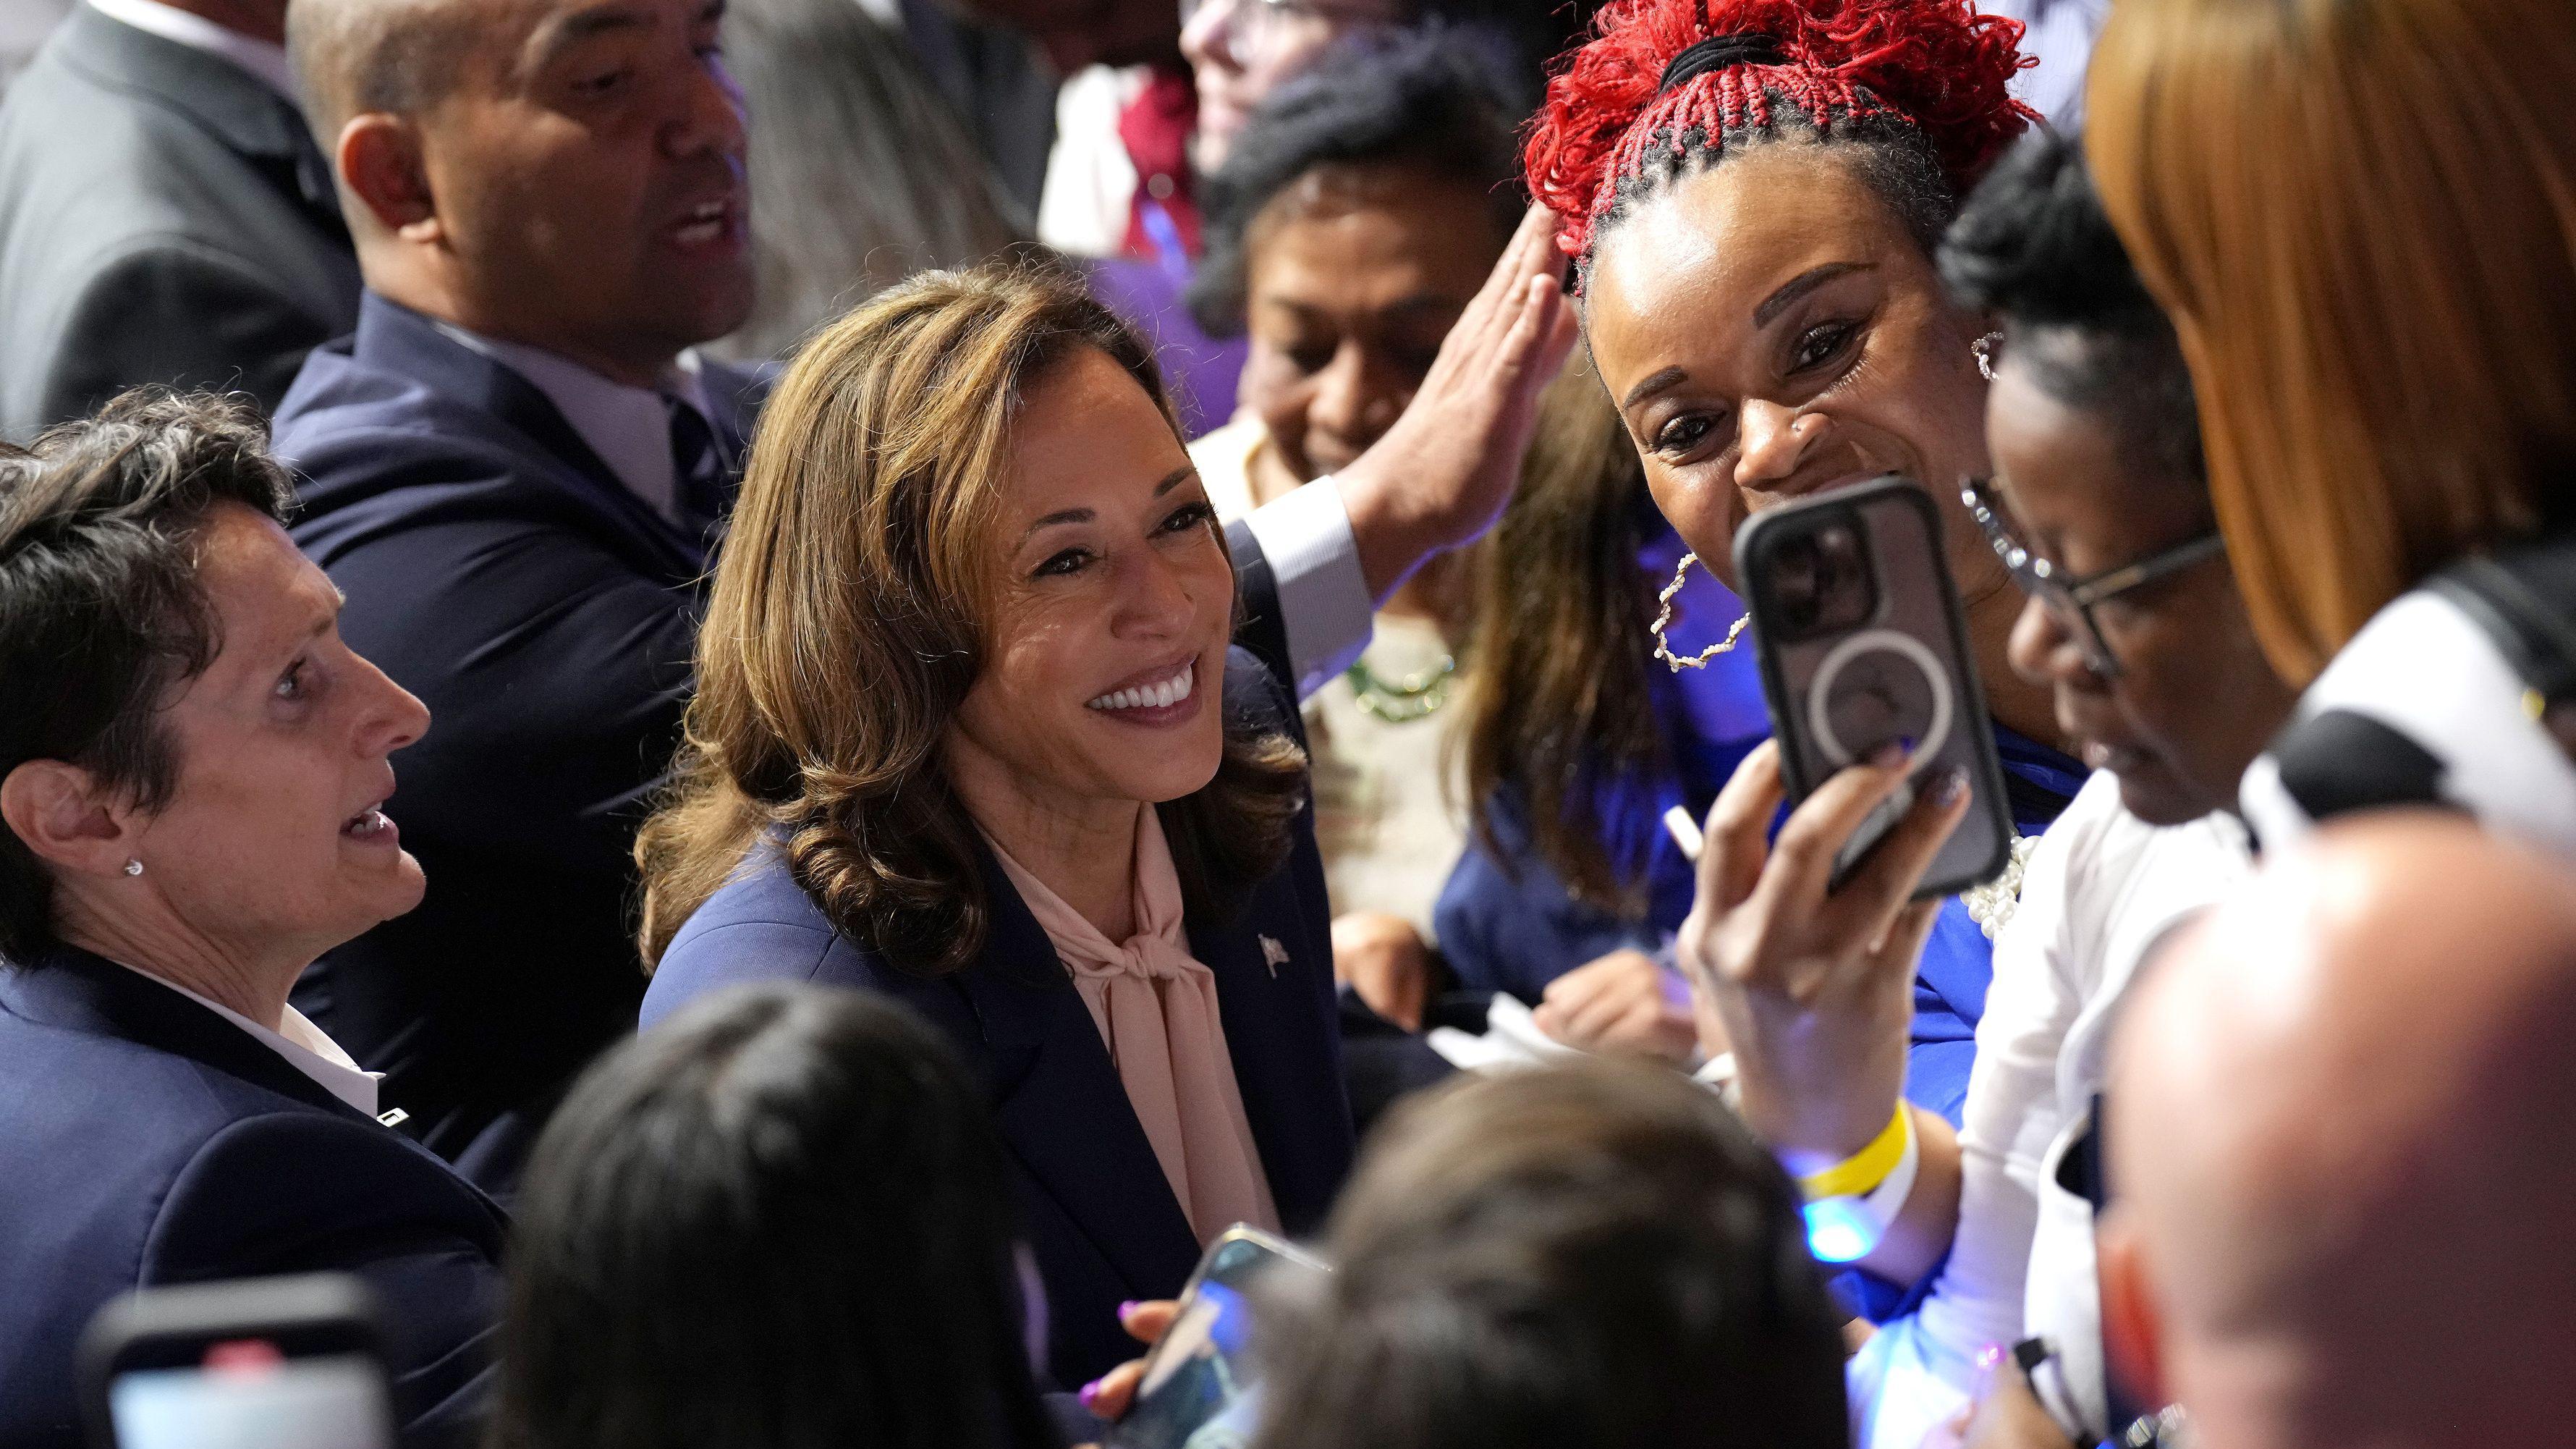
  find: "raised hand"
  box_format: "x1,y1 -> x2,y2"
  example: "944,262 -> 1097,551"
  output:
1673,739 -> 1968,1172
1334,204 -> 1582,601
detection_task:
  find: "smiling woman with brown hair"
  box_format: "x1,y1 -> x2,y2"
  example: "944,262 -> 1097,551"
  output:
634,263 -> 1369,1393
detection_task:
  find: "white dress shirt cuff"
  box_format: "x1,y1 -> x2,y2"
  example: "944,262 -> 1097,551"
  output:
1241,475 -> 1374,699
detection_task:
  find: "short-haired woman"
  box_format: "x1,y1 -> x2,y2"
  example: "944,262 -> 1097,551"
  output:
634,265 -> 1365,1390
493,984 -> 1059,1449
0,392 -> 499,1448
1247,1057 -> 1850,1449
2086,0 -> 2576,853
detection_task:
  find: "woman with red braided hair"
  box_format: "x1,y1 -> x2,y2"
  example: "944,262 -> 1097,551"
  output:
1519,3 -> 2096,1446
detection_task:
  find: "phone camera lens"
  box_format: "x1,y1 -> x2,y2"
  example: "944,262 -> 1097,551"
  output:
1766,520 -> 1876,641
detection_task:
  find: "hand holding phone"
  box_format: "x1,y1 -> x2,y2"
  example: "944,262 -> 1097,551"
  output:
1102,1226 -> 1327,1449
1664,477 -> 2001,1176
79,1275 -> 397,1449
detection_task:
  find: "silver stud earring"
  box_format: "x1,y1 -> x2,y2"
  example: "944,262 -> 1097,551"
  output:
1973,331 -> 2003,382
123,859 -> 143,877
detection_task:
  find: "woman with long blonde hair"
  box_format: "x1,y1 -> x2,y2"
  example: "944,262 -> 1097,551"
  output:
2085,0 -> 2576,852
633,264 -> 1355,1393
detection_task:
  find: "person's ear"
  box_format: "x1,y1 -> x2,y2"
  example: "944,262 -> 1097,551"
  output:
338,114 -> 441,243
2098,1207 -> 2171,1411
0,761 -> 140,879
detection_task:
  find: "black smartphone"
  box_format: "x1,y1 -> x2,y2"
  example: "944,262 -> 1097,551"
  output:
1106,1225 -> 1329,1449
78,1275 -> 397,1449
1733,476 -> 2014,897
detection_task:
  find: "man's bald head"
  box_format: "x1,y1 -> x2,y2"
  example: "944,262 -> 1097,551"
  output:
285,0 -> 492,149
2108,814 -> 2576,1449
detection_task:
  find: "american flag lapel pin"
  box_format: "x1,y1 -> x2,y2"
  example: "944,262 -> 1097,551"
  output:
1259,935 -> 1290,978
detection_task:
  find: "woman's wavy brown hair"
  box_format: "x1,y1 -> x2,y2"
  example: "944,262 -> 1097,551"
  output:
1454,360 -> 1669,913
637,264 -> 1309,973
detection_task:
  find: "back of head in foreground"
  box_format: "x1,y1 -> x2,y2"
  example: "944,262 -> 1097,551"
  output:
491,983 -> 1058,1449
1247,1057 -> 1849,1449
2104,815 -> 2576,1449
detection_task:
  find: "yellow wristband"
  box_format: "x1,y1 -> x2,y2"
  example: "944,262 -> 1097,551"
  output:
1796,1104 -> 1912,1201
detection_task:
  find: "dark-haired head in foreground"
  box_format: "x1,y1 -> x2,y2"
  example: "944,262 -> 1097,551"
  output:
1940,128 -> 2292,824
493,984 -> 1058,1449
1247,1058 -> 1847,1449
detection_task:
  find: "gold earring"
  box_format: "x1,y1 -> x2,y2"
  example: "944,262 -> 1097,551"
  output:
1652,551 -> 1751,672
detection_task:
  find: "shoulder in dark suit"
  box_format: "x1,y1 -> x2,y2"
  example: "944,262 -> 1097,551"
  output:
272,292 -> 770,1194
639,646 -> 1355,1387
0,945 -> 505,1449
0,6 -> 359,439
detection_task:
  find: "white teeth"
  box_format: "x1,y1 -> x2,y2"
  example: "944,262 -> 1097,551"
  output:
344,806 -> 389,837
1087,662 -> 1195,713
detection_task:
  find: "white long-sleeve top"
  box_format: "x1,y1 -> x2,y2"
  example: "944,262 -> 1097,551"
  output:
1850,771 -> 2253,1448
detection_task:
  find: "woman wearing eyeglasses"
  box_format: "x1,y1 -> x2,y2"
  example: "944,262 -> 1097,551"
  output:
1889,132 -> 2297,1449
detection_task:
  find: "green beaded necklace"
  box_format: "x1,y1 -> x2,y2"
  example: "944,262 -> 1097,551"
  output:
1344,652 -> 1457,724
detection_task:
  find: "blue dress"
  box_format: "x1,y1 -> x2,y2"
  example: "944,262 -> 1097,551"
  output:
1434,524 -> 2086,1127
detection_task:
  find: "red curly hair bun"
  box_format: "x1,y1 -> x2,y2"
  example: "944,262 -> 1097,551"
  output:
1525,0 -> 2036,263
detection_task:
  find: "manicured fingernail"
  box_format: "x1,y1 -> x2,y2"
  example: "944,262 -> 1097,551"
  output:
1936,766 -> 1970,807
1117,1300 -> 1140,1319
1868,741 -> 1907,769
1975,1343 -> 2007,1373
1079,1380 -> 1102,1409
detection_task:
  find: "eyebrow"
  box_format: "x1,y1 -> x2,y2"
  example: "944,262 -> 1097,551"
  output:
530,3 -> 652,68
1753,261 -> 1873,329
1621,365 -> 1690,411
1016,466 -> 1198,546
1618,261 -> 1879,412
297,590 -> 346,644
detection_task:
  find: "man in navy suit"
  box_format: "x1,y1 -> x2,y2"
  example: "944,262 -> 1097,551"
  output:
274,0 -> 1572,1195
273,0 -> 768,1189
0,392 -> 503,1448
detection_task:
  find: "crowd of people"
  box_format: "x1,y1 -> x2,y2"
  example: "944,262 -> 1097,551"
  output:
1,0 -> 2571,1446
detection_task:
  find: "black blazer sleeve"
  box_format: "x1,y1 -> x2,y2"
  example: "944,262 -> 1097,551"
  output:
1225,517 -> 1295,692
144,1115 -> 504,1449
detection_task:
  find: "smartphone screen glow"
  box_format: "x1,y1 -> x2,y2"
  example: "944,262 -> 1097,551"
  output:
109,1348 -> 393,1449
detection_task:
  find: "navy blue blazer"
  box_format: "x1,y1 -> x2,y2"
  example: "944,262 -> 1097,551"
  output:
271,292 -> 769,1192
639,648 -> 1354,1388
0,945 -> 505,1449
